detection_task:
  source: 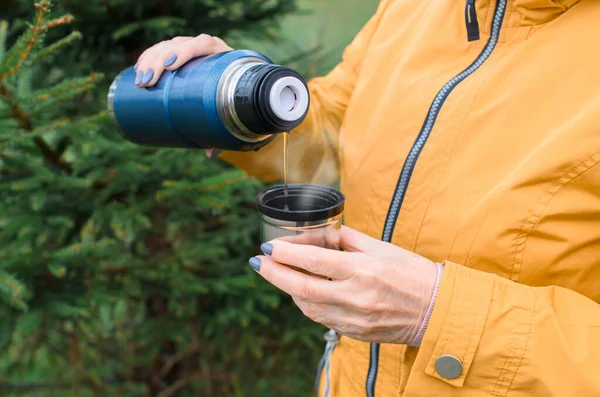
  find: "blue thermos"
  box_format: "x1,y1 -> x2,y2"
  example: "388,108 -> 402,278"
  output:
107,50 -> 310,151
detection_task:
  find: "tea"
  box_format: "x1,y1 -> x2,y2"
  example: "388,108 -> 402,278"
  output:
283,131 -> 290,210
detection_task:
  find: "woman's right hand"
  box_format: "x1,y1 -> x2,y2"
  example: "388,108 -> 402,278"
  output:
134,34 -> 232,88
134,34 -> 233,158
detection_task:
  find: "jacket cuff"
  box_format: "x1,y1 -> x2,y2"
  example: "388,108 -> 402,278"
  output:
413,261 -> 535,390
408,262 -> 445,347
420,261 -> 495,387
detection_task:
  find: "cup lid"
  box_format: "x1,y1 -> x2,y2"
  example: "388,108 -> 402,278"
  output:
256,184 -> 344,222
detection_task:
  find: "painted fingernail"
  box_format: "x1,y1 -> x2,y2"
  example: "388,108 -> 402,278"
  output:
134,62 -> 139,69
135,70 -> 143,85
249,257 -> 261,272
209,149 -> 222,159
141,69 -> 154,85
164,54 -> 178,67
260,243 -> 273,256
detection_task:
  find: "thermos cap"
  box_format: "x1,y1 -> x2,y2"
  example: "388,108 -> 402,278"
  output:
234,64 -> 310,136
257,184 -> 345,223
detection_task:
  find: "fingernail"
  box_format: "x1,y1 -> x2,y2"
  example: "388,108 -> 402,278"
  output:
164,54 -> 178,67
209,149 -> 222,159
249,257 -> 261,272
260,243 -> 273,256
141,69 -> 154,85
134,62 -> 139,69
134,70 -> 143,85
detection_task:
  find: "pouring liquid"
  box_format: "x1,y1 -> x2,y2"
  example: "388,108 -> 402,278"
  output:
283,132 -> 290,211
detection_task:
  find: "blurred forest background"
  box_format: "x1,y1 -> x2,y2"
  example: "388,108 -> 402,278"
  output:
0,0 -> 376,396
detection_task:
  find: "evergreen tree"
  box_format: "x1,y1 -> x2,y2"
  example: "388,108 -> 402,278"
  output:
0,1 -> 324,396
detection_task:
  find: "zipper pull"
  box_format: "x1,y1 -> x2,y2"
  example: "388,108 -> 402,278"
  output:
465,0 -> 480,42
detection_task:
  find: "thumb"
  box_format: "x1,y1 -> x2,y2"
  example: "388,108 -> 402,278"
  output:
340,226 -> 401,258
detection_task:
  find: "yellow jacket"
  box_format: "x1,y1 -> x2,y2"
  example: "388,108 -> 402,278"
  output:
223,0 -> 600,395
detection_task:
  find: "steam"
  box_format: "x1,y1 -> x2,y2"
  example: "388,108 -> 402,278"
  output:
220,127 -> 341,187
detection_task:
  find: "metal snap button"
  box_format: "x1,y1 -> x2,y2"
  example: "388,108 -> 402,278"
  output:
435,354 -> 463,379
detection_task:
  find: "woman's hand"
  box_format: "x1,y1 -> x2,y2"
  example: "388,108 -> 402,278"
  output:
134,34 -> 232,158
134,34 -> 232,87
250,226 -> 440,345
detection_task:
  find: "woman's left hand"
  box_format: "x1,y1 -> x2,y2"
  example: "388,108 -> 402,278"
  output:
250,226 -> 439,345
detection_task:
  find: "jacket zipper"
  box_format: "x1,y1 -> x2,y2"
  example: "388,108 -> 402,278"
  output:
366,1 -> 508,396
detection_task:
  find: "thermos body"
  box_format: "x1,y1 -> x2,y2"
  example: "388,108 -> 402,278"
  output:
108,50 -> 310,151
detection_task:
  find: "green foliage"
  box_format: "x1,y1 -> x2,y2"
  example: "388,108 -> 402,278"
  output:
238,0 -> 378,79
0,1 -> 331,396
1,0 -> 297,79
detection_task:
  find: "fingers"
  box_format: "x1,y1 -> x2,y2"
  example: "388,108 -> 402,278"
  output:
339,226 -> 403,258
252,256 -> 339,304
274,231 -> 334,249
292,298 -> 341,327
263,240 -> 360,280
205,148 -> 222,159
135,34 -> 232,88
211,36 -> 230,50
164,34 -> 233,71
135,39 -> 189,87
136,36 -> 191,67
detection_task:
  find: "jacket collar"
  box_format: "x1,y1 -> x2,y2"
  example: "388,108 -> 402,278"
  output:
480,0 -> 580,28
511,0 -> 580,26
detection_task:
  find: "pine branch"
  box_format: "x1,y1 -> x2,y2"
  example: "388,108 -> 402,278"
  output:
0,20 -> 7,62
31,117 -> 70,135
0,0 -> 49,80
34,31 -> 82,62
0,81 -> 73,173
32,73 -> 103,113
0,379 -> 76,391
33,136 -> 73,173
0,271 -> 28,310
158,345 -> 202,378
43,14 -> 75,30
154,372 -> 231,397
0,81 -> 32,130
31,111 -> 109,136
0,378 -> 111,392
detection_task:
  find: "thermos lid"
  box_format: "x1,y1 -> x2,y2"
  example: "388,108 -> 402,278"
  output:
256,184 -> 345,222
234,65 -> 310,135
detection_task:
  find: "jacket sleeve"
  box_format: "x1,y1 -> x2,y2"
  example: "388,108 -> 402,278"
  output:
408,260 -> 600,396
220,0 -> 390,185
